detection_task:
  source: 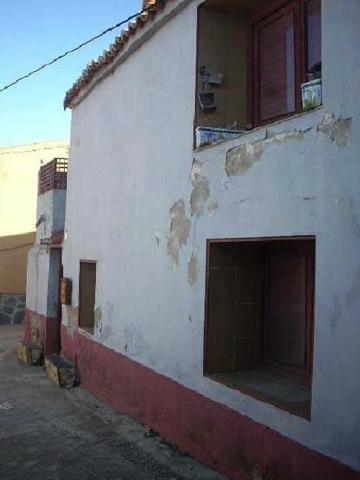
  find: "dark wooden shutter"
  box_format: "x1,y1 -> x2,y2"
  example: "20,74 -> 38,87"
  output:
265,240 -> 314,371
206,243 -> 263,374
79,261 -> 96,331
253,1 -> 301,125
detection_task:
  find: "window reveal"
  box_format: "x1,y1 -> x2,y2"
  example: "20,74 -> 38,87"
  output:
204,237 -> 315,418
195,0 -> 322,144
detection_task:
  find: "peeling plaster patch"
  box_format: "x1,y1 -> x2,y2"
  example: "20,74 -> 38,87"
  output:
226,128 -> 307,177
226,142 -> 264,176
190,159 -> 210,216
318,112 -> 352,146
68,306 -> 79,337
190,159 -> 203,183
190,176 -> 210,216
265,128 -> 304,143
207,200 -> 218,216
94,307 -> 102,330
167,200 -> 191,266
188,252 -> 199,287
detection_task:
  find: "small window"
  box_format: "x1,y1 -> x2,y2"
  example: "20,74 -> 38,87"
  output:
204,237 -> 315,418
79,261 -> 96,333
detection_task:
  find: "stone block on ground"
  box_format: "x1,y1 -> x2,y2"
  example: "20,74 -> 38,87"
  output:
45,355 -> 77,389
17,340 -> 43,366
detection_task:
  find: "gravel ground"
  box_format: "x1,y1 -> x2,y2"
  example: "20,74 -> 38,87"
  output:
0,326 -> 226,480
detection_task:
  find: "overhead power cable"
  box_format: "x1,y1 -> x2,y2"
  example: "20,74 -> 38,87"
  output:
0,4 -> 151,94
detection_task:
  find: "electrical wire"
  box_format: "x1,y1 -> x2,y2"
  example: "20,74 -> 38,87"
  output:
0,4 -> 152,94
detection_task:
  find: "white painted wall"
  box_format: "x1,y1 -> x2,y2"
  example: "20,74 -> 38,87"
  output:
26,245 -> 50,316
36,190 -> 67,243
27,188 -> 67,317
63,0 -> 360,470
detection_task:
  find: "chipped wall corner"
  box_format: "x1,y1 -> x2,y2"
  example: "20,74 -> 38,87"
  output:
318,111 -> 352,146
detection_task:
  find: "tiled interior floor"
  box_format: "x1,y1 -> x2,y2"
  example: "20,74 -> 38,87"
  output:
213,366 -> 311,418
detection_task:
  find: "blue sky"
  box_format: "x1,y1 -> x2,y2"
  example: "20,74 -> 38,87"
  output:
0,0 -> 141,146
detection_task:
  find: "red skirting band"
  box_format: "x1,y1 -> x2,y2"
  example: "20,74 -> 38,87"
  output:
24,308 -> 60,355
60,324 -> 359,480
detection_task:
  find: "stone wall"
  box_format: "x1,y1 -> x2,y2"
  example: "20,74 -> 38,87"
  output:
0,294 -> 26,325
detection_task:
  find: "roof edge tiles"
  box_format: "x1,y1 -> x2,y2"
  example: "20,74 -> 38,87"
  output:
63,0 -> 170,110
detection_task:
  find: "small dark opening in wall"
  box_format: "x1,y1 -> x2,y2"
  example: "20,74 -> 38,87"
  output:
204,236 -> 315,418
79,261 -> 96,334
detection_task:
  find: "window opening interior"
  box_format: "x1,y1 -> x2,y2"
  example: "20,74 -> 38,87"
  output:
205,237 -> 315,418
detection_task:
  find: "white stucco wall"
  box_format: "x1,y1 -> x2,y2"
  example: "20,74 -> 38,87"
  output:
26,247 -> 62,318
63,0 -> 360,470
28,186 -> 67,316
36,190 -> 67,243
26,245 -> 50,316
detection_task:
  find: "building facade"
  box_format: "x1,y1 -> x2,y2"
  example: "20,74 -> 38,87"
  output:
57,1 -> 360,478
24,158 -> 68,355
0,141 -> 68,325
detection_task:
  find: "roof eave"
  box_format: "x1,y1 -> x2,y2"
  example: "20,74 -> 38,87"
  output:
64,0 -> 191,110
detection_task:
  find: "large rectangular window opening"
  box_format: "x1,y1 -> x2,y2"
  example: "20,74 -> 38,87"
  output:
79,261 -> 97,334
195,0 -> 321,148
204,237 -> 315,418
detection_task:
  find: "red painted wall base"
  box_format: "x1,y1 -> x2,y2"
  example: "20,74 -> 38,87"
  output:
24,308 -> 60,355
59,324 -> 360,480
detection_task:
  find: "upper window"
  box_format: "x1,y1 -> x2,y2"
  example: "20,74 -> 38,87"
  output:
195,0 -> 321,148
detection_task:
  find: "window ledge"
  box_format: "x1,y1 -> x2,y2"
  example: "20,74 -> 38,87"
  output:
78,327 -> 95,338
194,106 -> 325,154
205,368 -> 312,420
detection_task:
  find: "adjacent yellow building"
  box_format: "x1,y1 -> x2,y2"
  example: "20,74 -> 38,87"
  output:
0,140 -> 68,324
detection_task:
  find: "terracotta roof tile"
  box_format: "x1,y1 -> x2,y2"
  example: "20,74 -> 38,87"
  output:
64,0 -> 170,109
